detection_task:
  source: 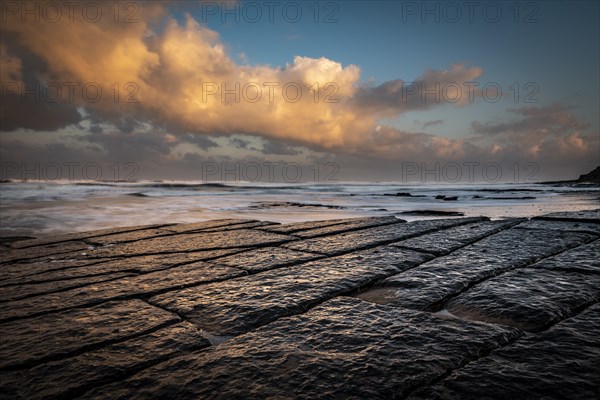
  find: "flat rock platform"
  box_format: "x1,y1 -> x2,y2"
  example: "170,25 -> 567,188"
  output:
1,210 -> 599,399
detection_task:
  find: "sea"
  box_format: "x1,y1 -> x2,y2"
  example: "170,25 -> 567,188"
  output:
1,181 -> 598,237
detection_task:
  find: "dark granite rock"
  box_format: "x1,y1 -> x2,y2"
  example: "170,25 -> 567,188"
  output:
0,262 -> 243,322
207,247 -> 324,273
78,297 -> 521,400
357,228 -> 594,311
0,249 -> 241,288
392,219 -> 522,256
291,216 -> 401,238
397,210 -> 465,216
446,267 -> 600,331
0,241 -> 95,264
382,192 -> 425,197
0,259 -> 113,283
0,271 -> 136,302
0,236 -> 35,246
1,212 -> 598,400
160,219 -> 267,234
86,221 -> 278,245
528,240 -> 599,274
0,299 -> 180,370
533,209 -> 600,222
7,225 -> 169,249
514,218 -> 600,235
408,303 -> 600,400
86,229 -> 296,258
149,247 -> 433,336
257,217 -> 368,235
283,217 -> 485,255
0,322 -> 209,400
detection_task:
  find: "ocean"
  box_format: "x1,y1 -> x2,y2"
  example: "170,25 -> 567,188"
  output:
1,181 -> 598,237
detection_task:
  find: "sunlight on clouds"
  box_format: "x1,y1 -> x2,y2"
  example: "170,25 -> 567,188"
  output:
1,2 -> 597,166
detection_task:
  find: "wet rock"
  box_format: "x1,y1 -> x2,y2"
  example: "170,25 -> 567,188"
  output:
446,267 -> 600,331
0,236 -> 35,246
283,217 -> 485,255
0,249 -> 241,287
533,209 -> 600,222
442,196 -> 458,201
0,241 -> 94,264
79,297 -> 520,400
149,247 -> 433,336
83,228 -> 189,245
382,192 -> 425,197
291,216 -> 401,238
86,229 -> 296,258
528,240 -> 599,274
408,303 -> 600,400
258,217 -> 367,235
68,220 -> 262,246
0,271 -> 135,302
0,259 -> 112,283
7,225 -> 168,249
82,221 -> 273,246
207,247 -> 324,273
159,219 -> 261,234
485,196 -> 536,200
397,210 -> 465,217
0,299 -> 180,370
393,219 -> 521,256
357,228 -> 594,311
0,262 -> 243,322
0,322 -> 209,400
515,218 -> 600,235
1,212 -> 597,399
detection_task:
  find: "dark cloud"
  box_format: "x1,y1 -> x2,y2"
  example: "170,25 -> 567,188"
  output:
183,134 -> 219,150
422,119 -> 444,129
471,104 -> 590,137
230,137 -> 251,148
0,41 -> 82,132
79,130 -> 174,162
353,65 -> 483,117
261,140 -> 302,155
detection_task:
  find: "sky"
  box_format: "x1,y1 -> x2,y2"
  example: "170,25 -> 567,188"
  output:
0,0 -> 599,182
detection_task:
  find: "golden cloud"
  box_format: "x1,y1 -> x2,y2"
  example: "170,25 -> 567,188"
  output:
1,1 -> 596,164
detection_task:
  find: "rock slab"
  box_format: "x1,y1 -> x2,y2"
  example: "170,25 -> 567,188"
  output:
0,211 -> 598,399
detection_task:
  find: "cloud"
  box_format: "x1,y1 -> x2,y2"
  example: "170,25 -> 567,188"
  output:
230,137 -> 251,149
470,104 -> 595,158
0,43 -> 23,83
422,119 -> 444,129
0,43 -> 83,131
472,104 -> 589,136
1,4 -> 481,154
262,140 -> 302,155
1,3 -> 596,180
352,64 -> 484,117
184,134 -> 219,150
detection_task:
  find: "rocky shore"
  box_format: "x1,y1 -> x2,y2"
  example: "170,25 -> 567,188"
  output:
0,210 -> 599,399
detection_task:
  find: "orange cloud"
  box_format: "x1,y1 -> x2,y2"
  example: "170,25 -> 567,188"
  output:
1,1 -> 596,167
0,3 -> 485,152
